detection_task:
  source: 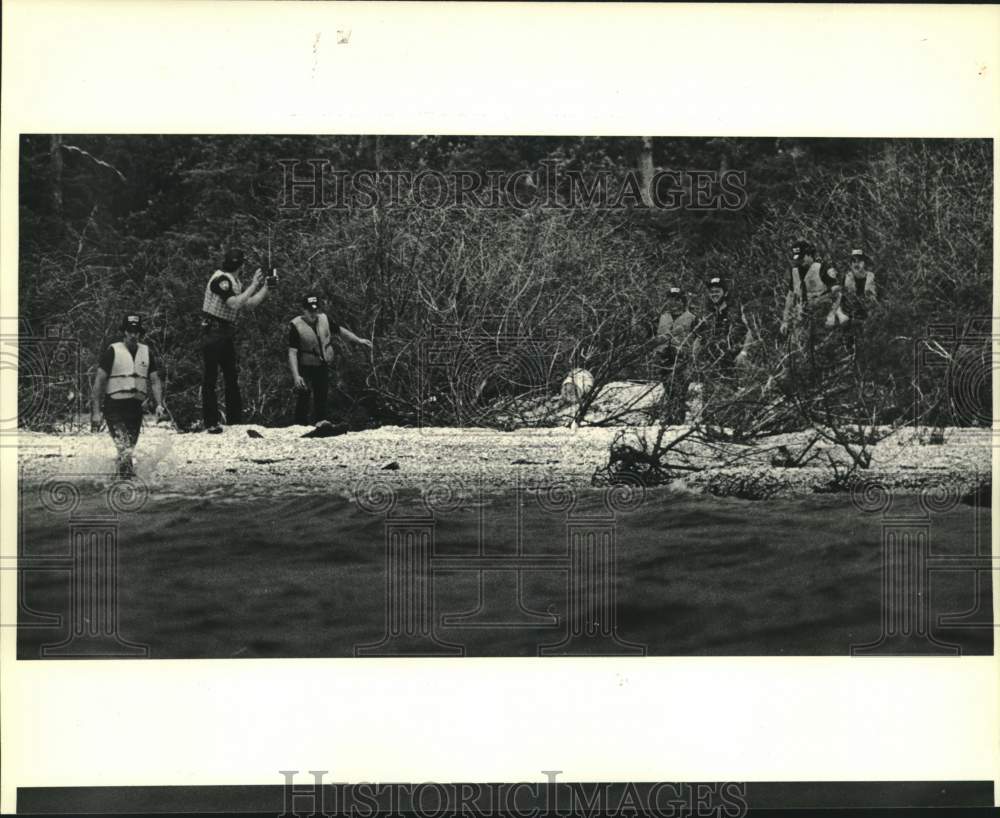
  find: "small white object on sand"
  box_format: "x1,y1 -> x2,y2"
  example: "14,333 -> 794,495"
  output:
560,368 -> 595,403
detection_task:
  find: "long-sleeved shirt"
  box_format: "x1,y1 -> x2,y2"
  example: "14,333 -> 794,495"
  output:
692,300 -> 752,363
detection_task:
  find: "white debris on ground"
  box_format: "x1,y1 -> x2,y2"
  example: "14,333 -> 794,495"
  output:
507,379 -> 664,426
17,417 -> 992,500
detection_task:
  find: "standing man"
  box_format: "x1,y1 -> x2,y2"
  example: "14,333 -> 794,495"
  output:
201,247 -> 270,433
91,314 -> 166,478
780,240 -> 842,348
288,293 -> 373,426
652,285 -> 697,422
841,247 -> 878,355
693,276 -> 752,375
842,247 -> 878,316
688,277 -> 752,423
654,285 -> 698,363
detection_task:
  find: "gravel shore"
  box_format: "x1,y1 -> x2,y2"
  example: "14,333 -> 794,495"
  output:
17,421 -> 992,500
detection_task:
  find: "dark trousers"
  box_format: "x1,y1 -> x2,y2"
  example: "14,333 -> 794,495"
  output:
295,365 -> 330,425
655,347 -> 691,424
104,399 -> 143,476
202,325 -> 243,426
842,303 -> 867,357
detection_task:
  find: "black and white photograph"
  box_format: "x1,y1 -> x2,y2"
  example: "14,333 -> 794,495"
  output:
14,134 -> 995,660
2,3 -> 998,818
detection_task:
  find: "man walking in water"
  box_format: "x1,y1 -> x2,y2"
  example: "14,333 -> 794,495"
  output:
91,314 -> 167,478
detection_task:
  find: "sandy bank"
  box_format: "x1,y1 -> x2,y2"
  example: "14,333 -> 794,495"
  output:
16,422 -> 992,500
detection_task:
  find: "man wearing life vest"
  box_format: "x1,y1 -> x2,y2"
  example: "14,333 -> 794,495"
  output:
780,240 -> 843,349
90,314 -> 166,478
201,247 -> 270,433
652,285 -> 698,422
654,285 -> 698,362
288,293 -> 373,425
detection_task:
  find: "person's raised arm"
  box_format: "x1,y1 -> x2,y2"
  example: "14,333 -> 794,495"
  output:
244,279 -> 270,308
229,269 -> 263,310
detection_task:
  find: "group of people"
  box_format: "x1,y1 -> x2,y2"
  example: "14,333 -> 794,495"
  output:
651,240 -> 879,414
780,241 -> 877,352
90,247 -> 372,477
89,240 -> 878,476
198,247 -> 373,432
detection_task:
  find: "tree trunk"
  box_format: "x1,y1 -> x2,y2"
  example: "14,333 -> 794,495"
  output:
50,135 -> 63,215
638,136 -> 655,207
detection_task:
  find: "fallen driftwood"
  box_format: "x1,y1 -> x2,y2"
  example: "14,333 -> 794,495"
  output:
301,420 -> 351,439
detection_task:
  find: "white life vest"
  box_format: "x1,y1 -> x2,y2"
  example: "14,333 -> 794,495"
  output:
656,309 -> 697,349
106,342 -> 150,401
292,313 -> 335,366
202,270 -> 243,322
791,261 -> 839,304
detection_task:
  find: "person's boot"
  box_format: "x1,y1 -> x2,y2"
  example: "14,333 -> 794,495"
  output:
206,409 -> 225,433
116,450 -> 136,479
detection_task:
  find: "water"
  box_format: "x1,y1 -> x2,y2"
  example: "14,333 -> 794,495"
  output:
17,484 -> 992,658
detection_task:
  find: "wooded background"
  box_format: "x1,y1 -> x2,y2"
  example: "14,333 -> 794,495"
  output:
17,136 -> 993,429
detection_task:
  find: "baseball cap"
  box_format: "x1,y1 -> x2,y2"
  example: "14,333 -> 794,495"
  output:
850,248 -> 867,260
303,294 -> 321,310
667,286 -> 684,298
791,240 -> 815,259
121,314 -> 144,333
707,276 -> 726,290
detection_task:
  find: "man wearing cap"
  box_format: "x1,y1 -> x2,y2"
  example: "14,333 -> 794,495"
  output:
840,248 -> 878,354
780,240 -> 842,344
693,276 -> 752,374
201,247 -> 270,433
288,293 -> 373,426
842,248 -> 878,315
652,286 -> 697,421
90,314 -> 166,478
654,286 -> 697,358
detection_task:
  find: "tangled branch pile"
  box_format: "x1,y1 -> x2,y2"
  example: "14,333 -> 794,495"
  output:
18,137 -> 991,435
